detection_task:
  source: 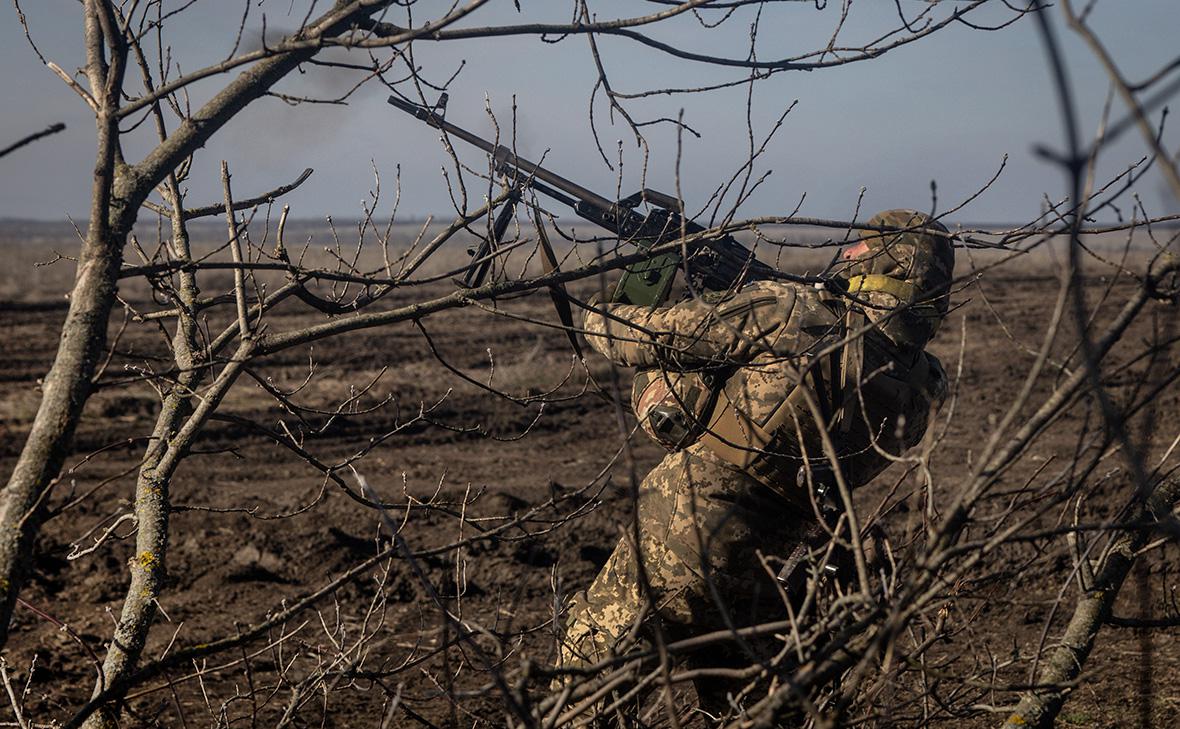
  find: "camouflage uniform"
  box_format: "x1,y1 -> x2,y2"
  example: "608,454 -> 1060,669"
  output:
559,210 -> 955,717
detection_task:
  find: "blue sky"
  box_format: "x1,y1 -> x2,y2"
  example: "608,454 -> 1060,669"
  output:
1,1 -> 1177,223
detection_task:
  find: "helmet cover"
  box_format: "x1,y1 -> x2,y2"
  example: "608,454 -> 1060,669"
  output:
843,209 -> 954,349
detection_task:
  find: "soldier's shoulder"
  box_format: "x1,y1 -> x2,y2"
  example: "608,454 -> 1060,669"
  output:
691,280 -> 826,325
692,279 -> 804,311
736,278 -> 837,311
735,278 -> 816,300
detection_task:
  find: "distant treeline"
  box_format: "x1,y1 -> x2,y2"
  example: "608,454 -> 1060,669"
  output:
2,216 -> 1177,248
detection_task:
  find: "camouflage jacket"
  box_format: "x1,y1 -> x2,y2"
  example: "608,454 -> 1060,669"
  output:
583,279 -> 946,501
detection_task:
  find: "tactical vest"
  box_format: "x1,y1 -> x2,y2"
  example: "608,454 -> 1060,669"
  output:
631,285 -> 947,504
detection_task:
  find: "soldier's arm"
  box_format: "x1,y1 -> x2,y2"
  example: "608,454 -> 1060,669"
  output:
582,282 -> 797,370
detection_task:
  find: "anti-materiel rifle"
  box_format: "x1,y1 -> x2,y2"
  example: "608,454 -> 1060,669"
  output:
387,94 -> 779,307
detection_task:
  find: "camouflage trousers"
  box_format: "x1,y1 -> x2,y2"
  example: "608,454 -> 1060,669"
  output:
557,442 -> 811,720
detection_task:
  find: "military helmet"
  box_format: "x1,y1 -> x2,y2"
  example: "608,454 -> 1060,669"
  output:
840,209 -> 955,349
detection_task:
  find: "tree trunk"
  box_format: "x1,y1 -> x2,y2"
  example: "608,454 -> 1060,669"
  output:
1002,478 -> 1180,728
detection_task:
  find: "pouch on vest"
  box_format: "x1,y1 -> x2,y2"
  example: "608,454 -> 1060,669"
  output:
697,345 -> 945,492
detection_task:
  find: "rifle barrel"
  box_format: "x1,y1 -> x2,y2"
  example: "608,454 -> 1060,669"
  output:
388,95 -> 614,211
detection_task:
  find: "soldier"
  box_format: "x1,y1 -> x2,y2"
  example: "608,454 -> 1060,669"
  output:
556,210 -> 955,721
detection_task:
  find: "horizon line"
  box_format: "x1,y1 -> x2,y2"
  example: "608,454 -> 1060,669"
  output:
2,216 -> 1177,232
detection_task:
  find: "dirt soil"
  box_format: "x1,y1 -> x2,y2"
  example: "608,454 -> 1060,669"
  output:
0,233 -> 1178,728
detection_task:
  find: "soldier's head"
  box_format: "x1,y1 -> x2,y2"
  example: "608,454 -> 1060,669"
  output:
837,209 -> 955,350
